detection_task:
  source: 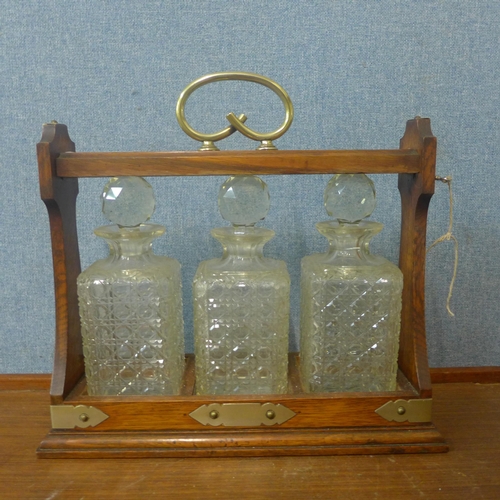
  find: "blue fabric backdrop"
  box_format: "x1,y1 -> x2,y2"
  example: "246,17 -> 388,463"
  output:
1,0 -> 499,372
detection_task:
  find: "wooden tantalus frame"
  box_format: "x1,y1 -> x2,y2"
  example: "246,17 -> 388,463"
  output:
36,117 -> 448,458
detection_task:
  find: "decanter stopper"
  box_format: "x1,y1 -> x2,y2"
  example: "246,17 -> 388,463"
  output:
102,176 -> 155,227
218,175 -> 270,227
324,173 -> 376,223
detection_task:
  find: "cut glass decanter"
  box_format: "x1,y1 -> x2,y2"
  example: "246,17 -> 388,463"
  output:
193,175 -> 290,395
77,176 -> 184,395
300,174 -> 403,393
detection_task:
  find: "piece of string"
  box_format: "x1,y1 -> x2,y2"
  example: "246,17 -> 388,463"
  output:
427,176 -> 458,317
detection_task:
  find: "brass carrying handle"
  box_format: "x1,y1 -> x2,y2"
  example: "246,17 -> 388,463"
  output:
176,71 -> 294,151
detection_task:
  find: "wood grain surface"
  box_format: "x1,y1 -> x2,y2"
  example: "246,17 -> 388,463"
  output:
1,382 -> 499,499
397,117 -> 436,397
429,366 -> 500,384
56,149 -> 421,177
37,123 -> 84,404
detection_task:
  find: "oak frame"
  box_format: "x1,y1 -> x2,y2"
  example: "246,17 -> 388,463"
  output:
36,117 -> 447,457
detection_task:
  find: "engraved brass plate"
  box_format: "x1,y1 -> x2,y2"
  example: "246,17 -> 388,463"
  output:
50,405 -> 109,429
189,402 -> 296,427
375,398 -> 432,422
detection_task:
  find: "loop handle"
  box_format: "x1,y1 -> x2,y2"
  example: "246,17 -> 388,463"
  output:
176,72 -> 294,150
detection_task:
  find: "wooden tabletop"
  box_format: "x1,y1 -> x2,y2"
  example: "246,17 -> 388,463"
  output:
1,380 -> 499,499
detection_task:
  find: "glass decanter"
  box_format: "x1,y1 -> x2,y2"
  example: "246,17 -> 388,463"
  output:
193,175 -> 290,395
77,176 -> 184,395
300,174 -> 403,393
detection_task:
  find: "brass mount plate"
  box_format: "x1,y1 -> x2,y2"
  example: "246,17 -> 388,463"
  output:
50,405 -> 110,429
189,402 -> 296,427
375,398 -> 433,422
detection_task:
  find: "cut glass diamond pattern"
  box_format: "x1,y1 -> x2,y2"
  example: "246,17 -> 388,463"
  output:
194,273 -> 289,395
301,272 -> 402,392
78,264 -> 184,395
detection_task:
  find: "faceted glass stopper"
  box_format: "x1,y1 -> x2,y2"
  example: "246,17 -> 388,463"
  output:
218,175 -> 270,226
102,176 -> 155,227
324,174 -> 376,223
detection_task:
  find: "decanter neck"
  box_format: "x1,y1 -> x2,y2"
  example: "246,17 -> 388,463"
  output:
316,220 -> 383,264
211,226 -> 275,263
94,224 -> 165,259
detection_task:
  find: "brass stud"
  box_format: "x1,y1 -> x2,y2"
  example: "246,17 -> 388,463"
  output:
209,410 -> 219,420
265,410 -> 276,420
79,413 -> 90,422
397,406 -> 406,415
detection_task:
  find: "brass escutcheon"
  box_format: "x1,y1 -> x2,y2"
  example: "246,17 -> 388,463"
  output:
176,71 -> 294,151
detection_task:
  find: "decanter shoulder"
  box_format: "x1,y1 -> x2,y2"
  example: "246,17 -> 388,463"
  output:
301,252 -> 402,279
196,256 -> 289,275
79,254 -> 181,281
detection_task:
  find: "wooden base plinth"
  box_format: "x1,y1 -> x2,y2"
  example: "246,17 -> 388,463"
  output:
37,425 -> 448,458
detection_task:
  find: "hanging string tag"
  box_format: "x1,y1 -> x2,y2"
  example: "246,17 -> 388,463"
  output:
427,176 -> 458,317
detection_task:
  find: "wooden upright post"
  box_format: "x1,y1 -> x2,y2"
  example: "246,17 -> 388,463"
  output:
398,117 -> 436,397
37,122 -> 83,404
